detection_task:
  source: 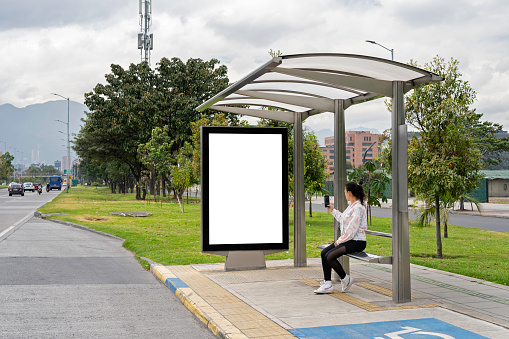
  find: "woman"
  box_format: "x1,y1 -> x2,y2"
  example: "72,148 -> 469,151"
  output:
314,182 -> 367,294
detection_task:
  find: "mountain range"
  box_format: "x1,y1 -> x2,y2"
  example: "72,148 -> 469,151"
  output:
0,100 -> 383,166
0,100 -> 88,166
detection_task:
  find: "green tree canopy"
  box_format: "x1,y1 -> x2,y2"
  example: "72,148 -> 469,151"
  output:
0,152 -> 14,182
380,56 -> 484,259
74,57 -> 230,199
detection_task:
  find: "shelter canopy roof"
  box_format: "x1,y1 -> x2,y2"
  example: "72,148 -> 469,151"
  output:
196,53 -> 443,123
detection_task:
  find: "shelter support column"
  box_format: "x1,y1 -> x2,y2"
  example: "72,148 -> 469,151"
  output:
391,81 -> 411,303
294,112 -> 307,267
334,100 -> 348,277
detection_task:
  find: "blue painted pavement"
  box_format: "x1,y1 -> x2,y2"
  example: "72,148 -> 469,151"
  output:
289,318 -> 488,339
165,277 -> 189,294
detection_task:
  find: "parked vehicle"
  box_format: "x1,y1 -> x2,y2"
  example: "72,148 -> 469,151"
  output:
8,183 -> 24,196
23,182 -> 35,192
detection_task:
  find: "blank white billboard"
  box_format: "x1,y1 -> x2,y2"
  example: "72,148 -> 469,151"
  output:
201,127 -> 288,252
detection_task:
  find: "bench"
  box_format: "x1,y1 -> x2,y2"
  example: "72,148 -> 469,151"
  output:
317,230 -> 393,264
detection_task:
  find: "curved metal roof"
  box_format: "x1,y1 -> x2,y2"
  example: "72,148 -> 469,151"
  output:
196,53 -> 444,123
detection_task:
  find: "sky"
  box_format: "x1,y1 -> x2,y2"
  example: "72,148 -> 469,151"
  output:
1,0 -> 508,141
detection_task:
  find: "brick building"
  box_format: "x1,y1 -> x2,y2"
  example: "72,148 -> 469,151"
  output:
320,130 -> 382,173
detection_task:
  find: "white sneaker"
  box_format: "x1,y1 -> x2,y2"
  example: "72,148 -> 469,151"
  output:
314,280 -> 333,294
341,275 -> 355,293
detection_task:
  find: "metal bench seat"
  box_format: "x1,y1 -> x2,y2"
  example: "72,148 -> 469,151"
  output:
317,244 -> 392,264
317,229 -> 393,265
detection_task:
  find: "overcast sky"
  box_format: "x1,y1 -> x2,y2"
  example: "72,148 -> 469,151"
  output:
1,0 -> 508,136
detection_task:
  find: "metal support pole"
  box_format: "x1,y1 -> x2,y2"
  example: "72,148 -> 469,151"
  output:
293,112 -> 307,267
391,81 -> 411,303
66,97 -> 70,193
334,100 -> 348,277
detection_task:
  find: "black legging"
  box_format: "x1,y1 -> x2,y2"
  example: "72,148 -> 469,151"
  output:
321,240 -> 366,280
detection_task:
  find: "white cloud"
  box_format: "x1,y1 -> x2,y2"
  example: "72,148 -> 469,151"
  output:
0,0 -> 508,133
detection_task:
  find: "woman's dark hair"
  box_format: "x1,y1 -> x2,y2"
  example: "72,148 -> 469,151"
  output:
345,182 -> 366,203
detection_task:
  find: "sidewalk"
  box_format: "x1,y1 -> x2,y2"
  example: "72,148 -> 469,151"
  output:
152,259 -> 509,338
378,198 -> 509,219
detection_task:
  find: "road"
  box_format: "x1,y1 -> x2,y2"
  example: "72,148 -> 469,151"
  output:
306,199 -> 508,232
0,188 -> 214,338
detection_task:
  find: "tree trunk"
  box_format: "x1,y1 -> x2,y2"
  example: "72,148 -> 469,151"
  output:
459,197 -> 464,211
309,195 -> 312,217
149,172 -> 155,196
444,221 -> 448,238
435,194 -> 443,259
162,179 -> 166,197
135,175 -> 142,200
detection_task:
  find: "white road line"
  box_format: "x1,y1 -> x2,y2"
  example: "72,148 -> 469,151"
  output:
0,212 -> 34,239
0,226 -> 15,238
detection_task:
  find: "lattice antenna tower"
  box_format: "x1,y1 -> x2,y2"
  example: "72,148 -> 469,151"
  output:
138,0 -> 153,64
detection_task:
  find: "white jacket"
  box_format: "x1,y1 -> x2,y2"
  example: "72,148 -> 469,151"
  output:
331,200 -> 367,244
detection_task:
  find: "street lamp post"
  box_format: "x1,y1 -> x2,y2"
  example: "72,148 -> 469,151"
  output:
366,40 -> 394,61
52,93 -> 70,193
9,146 -> 16,181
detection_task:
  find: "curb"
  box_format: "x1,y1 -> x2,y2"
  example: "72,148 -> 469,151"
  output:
34,212 -> 124,240
448,210 -> 509,219
378,205 -> 509,219
150,264 -> 240,339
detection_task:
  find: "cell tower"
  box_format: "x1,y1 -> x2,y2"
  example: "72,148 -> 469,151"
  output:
138,0 -> 153,64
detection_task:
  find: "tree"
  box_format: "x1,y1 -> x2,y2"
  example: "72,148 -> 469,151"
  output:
138,125 -> 174,200
380,56 -> 484,259
170,142 -> 194,212
74,57 -> 230,199
0,152 -> 14,182
348,160 -> 390,225
302,130 -> 329,217
466,113 -> 509,168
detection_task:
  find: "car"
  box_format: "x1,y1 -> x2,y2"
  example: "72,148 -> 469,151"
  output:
8,183 -> 24,196
23,182 -> 35,192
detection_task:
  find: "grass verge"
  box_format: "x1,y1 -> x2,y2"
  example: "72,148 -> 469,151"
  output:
38,186 -> 508,285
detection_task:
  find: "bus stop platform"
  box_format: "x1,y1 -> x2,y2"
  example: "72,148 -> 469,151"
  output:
152,258 -> 509,338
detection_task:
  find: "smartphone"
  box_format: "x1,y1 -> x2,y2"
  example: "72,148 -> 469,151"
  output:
324,195 -> 330,207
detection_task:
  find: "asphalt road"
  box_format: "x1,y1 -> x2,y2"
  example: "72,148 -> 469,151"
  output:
0,188 -> 214,338
307,199 -> 508,232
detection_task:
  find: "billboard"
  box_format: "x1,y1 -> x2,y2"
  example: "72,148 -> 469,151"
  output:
201,126 -> 289,252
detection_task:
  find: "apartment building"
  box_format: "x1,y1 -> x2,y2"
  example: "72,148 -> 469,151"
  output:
320,130 -> 382,173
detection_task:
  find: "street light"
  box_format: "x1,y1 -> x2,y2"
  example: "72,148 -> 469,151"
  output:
52,93 -> 70,193
363,141 -> 377,163
366,40 -> 394,61
9,146 -> 16,181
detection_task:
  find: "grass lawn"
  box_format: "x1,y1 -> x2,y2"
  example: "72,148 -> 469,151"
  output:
38,186 -> 508,286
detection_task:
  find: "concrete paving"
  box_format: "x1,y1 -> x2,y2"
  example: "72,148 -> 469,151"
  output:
153,259 -> 509,338
150,198 -> 509,338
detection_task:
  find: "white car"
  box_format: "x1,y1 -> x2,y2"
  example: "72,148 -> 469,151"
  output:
23,182 -> 35,192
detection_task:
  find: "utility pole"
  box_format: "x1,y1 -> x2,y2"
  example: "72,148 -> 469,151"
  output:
52,93 -> 70,193
138,0 -> 153,64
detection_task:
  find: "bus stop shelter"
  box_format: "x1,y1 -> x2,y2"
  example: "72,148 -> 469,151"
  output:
197,53 -> 443,303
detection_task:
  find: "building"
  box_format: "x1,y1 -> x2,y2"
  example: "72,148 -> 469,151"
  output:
61,156 -> 68,172
320,130 -> 382,172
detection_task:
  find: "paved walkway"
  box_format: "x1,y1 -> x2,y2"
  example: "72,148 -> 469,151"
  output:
153,259 -> 509,338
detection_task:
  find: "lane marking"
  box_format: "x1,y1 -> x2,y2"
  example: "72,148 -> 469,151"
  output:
0,211 -> 34,241
0,226 -> 14,238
